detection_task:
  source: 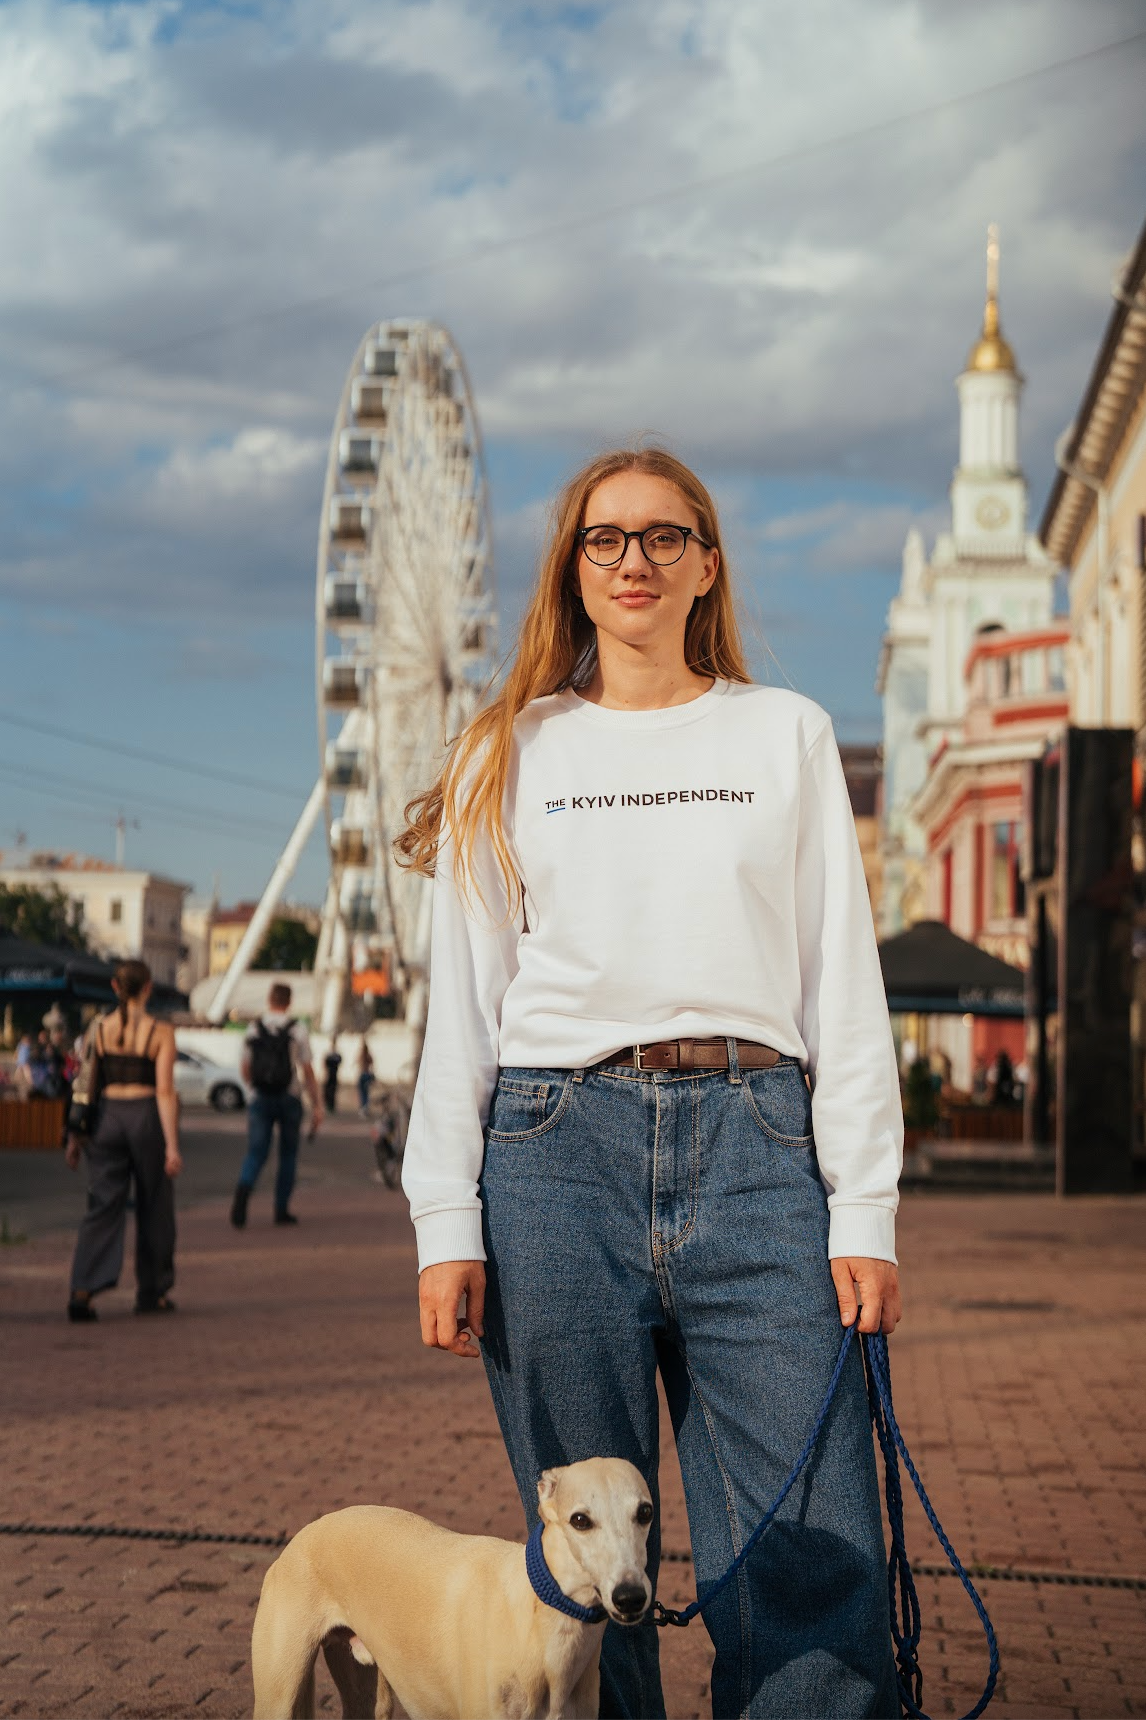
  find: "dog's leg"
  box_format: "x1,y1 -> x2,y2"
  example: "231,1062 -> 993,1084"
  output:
321,1632 -> 391,1720
251,1567 -> 322,1720
560,1655 -> 601,1720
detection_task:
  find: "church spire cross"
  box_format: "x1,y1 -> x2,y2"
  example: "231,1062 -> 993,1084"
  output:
984,223 -> 1000,335
966,221 -> 1016,373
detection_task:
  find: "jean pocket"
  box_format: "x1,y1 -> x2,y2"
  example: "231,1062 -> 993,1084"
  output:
486,1072 -> 574,1141
741,1063 -> 814,1147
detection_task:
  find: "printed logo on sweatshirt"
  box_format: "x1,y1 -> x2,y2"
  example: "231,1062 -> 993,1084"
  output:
546,788 -> 756,811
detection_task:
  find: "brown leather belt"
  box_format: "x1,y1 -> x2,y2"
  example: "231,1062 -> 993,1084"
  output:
595,1037 -> 782,1072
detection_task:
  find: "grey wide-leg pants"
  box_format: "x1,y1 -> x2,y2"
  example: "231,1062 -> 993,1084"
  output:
70,1098 -> 175,1304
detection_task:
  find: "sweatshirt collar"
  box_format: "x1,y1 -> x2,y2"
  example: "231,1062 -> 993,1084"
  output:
562,678 -> 729,731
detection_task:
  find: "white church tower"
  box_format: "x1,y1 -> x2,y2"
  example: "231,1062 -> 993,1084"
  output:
877,227 -> 1057,933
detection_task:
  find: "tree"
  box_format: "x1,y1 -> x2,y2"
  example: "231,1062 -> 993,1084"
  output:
0,882 -> 90,952
252,916 -> 318,973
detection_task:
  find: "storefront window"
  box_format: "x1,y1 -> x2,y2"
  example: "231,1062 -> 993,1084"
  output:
990,822 -> 1025,920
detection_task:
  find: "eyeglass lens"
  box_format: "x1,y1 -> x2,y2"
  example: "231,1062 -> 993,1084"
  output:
582,526 -> 688,566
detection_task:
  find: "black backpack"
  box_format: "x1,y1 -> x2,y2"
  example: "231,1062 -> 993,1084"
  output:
248,1019 -> 295,1094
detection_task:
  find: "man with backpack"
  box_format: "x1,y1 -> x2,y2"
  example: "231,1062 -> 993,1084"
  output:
230,983 -> 323,1229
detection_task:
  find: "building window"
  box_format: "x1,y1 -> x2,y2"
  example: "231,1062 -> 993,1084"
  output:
1047,646 -> 1066,693
1020,650 -> 1044,695
109,899 -> 122,923
990,822 -> 1025,920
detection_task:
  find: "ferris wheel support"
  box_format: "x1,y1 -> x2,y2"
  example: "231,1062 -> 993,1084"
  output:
205,777 -> 325,1025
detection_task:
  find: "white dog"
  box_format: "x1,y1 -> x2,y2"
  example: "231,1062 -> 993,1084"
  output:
250,1456 -> 653,1720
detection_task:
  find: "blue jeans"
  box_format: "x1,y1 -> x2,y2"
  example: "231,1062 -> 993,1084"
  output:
480,1052 -> 897,1720
239,1092 -> 302,1216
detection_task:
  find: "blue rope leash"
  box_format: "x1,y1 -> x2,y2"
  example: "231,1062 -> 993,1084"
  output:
653,1324 -> 1000,1720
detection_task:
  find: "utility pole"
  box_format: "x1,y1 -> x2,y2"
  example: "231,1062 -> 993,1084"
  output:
113,813 -> 140,869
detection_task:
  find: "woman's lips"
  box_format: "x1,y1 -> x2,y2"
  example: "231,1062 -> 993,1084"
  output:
613,592 -> 659,606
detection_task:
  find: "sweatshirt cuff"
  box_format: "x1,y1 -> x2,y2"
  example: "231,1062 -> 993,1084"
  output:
413,1208 -> 487,1273
827,1203 -> 897,1264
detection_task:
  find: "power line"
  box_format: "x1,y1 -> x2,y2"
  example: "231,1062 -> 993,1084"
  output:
0,763 -> 299,852
0,756 -> 292,839
35,26 -> 1146,391
0,710 -> 307,801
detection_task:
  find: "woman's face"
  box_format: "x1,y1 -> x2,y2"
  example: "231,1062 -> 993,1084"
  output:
575,471 -> 719,654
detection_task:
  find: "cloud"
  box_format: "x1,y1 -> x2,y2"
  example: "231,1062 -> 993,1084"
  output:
0,0 -> 1142,630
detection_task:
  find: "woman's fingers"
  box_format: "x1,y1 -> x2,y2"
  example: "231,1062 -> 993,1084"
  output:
418,1262 -> 486,1358
830,1257 -> 903,1335
830,1257 -> 859,1327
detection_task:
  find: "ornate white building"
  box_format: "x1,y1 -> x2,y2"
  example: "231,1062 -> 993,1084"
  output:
877,231 -> 1059,933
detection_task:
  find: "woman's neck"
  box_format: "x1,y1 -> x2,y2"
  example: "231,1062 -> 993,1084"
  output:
580,638 -> 715,711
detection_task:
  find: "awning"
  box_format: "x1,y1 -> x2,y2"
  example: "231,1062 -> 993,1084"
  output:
0,937 -> 186,1011
877,920 -> 1026,1018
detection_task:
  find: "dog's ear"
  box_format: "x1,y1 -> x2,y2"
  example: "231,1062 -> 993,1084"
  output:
536,1469 -> 560,1520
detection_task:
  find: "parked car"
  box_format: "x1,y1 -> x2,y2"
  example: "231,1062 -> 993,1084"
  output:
174,1049 -> 250,1112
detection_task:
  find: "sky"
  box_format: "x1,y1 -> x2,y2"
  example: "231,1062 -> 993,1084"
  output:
1,0 -> 1144,908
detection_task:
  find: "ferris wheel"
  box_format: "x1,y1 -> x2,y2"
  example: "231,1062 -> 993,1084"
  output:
313,319 -> 497,1031
206,320 -> 496,1034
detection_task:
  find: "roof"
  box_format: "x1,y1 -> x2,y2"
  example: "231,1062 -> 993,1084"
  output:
1039,217 -> 1146,563
878,919 -> 1026,1017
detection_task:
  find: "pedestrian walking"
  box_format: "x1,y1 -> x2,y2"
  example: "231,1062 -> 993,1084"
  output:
64,959 -> 181,1320
400,448 -> 904,1719
357,1036 -> 375,1116
322,1046 -> 342,1113
231,983 -> 322,1229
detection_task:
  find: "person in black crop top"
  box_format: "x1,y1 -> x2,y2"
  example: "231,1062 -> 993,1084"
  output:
65,959 -> 182,1321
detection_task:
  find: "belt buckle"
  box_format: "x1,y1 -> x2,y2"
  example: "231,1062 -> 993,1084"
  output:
633,1042 -> 675,1070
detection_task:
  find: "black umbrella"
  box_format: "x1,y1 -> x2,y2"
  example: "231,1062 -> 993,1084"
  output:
877,920 -> 1026,1018
0,936 -> 116,1001
0,938 -> 186,1011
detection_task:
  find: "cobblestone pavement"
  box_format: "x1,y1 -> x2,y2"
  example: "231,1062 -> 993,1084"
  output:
0,1124 -> 1143,1718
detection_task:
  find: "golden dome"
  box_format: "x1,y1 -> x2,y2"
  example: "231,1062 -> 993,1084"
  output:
967,296 -> 1017,373
965,224 -> 1017,374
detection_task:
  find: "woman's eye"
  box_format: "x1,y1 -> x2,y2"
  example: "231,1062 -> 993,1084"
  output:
636,1502 -> 654,1526
570,1512 -> 593,1531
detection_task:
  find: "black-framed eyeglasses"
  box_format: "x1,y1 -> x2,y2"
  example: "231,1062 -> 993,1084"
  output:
577,523 -> 712,568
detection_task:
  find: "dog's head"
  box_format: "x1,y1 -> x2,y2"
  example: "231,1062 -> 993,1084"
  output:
536,1457 -> 653,1626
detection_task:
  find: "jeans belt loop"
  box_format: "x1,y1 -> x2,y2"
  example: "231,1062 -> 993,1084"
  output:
725,1036 -> 742,1083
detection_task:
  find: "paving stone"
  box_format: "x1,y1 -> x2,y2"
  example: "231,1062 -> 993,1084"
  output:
0,1164 -> 1142,1718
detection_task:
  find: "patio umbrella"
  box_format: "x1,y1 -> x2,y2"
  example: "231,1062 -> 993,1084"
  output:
0,938 -> 186,1011
877,920 -> 1026,1018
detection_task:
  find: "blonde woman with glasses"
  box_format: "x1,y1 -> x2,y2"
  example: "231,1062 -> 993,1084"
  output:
399,448 -> 902,1719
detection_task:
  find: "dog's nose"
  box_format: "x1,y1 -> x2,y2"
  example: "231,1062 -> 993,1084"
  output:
611,1583 -> 647,1618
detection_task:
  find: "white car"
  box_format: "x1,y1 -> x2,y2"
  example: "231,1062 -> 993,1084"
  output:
174,1049 -> 250,1112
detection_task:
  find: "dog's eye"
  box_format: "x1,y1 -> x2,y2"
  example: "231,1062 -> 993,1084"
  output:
635,1502 -> 654,1526
569,1512 -> 593,1531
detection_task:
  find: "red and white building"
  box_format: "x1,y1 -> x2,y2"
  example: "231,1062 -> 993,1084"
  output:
910,625 -> 1069,1085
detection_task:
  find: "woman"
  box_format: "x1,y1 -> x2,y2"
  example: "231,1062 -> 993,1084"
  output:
357,1037 -> 375,1115
65,959 -> 182,1320
399,449 -> 903,1719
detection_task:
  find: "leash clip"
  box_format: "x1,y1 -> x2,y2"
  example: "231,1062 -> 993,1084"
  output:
652,1599 -> 690,1628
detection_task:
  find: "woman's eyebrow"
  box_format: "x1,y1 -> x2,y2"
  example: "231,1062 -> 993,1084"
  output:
583,517 -> 688,528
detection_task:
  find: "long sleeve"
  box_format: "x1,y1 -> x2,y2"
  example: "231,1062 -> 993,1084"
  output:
402,823 -> 523,1271
795,721 -> 902,1262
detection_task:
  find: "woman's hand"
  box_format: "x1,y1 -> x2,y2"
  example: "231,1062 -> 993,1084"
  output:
830,1257 -> 902,1334
64,1134 -> 82,1170
419,1261 -> 486,1358
164,1144 -> 183,1178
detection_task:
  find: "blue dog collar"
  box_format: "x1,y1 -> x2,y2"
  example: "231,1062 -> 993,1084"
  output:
525,1522 -> 606,1624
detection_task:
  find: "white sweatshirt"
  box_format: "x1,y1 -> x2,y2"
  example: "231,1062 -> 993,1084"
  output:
403,680 -> 902,1270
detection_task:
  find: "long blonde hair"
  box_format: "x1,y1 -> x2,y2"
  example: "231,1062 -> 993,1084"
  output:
396,447 -> 751,906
